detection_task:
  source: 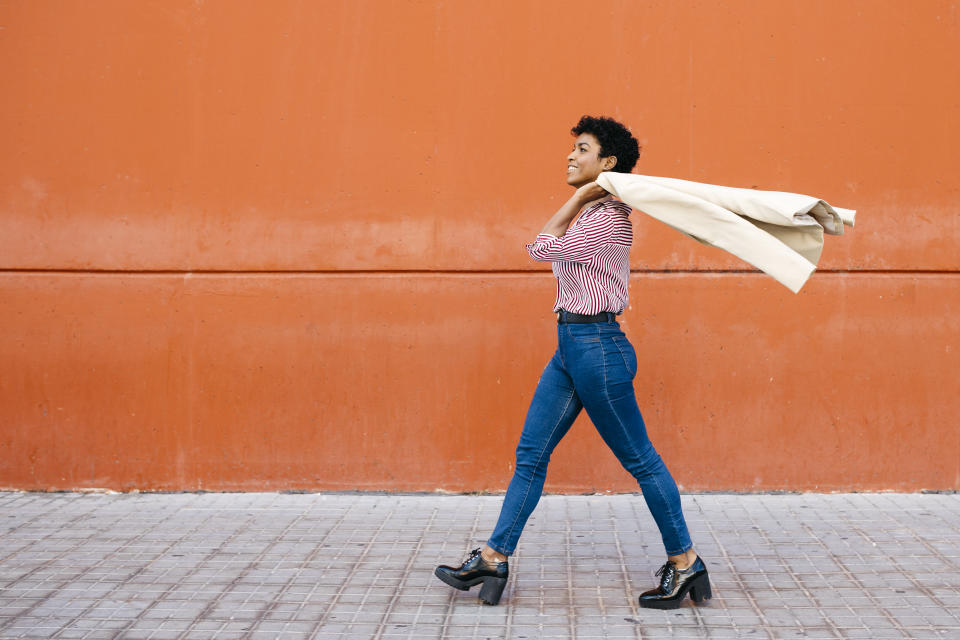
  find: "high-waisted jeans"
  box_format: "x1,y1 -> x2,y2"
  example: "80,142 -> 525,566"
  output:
487,320 -> 693,557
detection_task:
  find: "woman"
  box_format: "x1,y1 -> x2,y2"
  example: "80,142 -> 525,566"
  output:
434,116 -> 711,609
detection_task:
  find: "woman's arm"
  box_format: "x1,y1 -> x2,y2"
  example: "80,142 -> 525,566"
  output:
539,182 -> 610,237
527,187 -> 628,264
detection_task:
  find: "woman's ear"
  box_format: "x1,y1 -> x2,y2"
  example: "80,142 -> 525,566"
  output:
602,156 -> 618,171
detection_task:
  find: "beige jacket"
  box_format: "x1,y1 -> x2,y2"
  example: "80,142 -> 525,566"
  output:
595,172 -> 856,293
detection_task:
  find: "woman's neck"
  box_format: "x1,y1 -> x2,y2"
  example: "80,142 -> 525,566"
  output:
581,194 -> 613,210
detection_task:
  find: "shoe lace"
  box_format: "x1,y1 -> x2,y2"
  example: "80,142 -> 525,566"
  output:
465,548 -> 482,562
655,560 -> 677,587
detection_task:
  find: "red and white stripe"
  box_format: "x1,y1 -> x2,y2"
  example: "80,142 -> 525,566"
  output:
526,200 -> 633,315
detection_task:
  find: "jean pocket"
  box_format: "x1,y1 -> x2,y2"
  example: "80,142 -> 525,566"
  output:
612,337 -> 637,377
565,324 -> 601,343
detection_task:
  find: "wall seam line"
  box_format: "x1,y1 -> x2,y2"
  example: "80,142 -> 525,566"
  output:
1,269 -> 959,276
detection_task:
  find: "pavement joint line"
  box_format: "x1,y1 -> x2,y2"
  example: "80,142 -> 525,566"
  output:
852,519 -> 954,623
117,493 -> 255,638
699,496 -> 775,640
260,499 -> 351,637
47,517 -> 158,638
691,495 -> 736,639
370,505 -> 439,640
310,496 -> 398,637
0,495 -> 129,635
563,501 -> 575,640
802,518 -> 908,637
0,493 -> 83,566
501,500 -> 516,640
887,494 -> 960,626
219,498 -> 314,637
757,493 -> 844,638
607,501 -> 641,639
683,500 -> 710,638
436,498 -> 484,639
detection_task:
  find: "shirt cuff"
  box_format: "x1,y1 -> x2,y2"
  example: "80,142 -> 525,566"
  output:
525,232 -> 558,249
525,233 -> 561,260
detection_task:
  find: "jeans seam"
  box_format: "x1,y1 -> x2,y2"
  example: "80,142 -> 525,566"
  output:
601,335 -> 678,554
612,337 -> 636,377
499,386 -> 576,553
558,334 -> 566,369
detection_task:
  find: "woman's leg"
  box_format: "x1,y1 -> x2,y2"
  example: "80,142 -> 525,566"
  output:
563,325 -> 693,558
485,348 -> 583,557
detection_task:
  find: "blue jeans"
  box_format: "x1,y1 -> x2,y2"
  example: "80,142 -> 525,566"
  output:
487,320 -> 693,557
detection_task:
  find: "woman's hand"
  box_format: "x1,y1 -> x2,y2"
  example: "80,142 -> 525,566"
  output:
538,182 -> 612,238
575,181 -> 609,205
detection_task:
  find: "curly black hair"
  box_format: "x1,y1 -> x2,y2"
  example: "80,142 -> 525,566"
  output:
570,115 -> 640,174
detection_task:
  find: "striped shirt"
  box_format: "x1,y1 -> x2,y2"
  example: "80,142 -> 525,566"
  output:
526,199 -> 633,314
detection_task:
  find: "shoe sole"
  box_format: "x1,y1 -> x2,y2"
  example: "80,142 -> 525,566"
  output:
639,572 -> 712,609
434,568 -> 507,605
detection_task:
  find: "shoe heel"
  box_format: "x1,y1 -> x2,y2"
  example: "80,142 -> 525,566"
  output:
478,576 -> 507,605
689,574 -> 712,603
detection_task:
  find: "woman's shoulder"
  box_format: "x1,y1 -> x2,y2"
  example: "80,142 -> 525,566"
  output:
591,199 -> 632,216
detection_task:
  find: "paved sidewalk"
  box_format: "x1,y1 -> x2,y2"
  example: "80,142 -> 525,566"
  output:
0,492 -> 958,639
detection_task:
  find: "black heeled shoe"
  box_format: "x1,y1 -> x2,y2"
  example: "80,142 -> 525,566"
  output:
434,548 -> 509,605
638,556 -> 711,609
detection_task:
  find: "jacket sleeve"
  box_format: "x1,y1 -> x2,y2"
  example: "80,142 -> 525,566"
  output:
525,211 -> 621,264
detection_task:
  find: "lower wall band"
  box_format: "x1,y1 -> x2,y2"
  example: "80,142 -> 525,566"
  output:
1,272 -> 956,492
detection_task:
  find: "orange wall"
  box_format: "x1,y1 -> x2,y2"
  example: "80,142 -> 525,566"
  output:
1,1 -> 958,491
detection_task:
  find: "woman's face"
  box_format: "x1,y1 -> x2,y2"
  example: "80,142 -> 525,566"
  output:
566,133 -> 616,188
